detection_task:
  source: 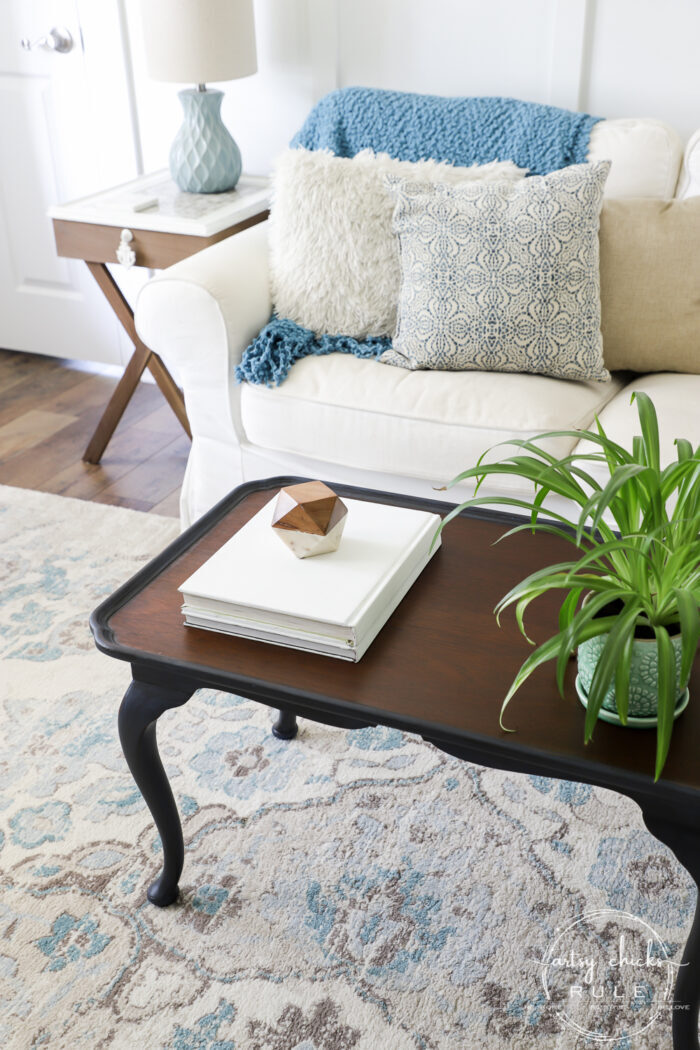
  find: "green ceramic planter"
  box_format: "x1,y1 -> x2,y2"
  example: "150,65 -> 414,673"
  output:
577,631 -> 685,720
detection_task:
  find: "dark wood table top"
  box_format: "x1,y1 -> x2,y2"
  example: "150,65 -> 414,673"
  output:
92,477 -> 700,806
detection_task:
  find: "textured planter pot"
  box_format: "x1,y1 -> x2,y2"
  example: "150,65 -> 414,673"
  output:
577,631 -> 685,720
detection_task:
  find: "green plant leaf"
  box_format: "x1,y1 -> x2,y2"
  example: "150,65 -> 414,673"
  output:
556,590 -> 622,698
577,463 -> 651,543
500,616 -> 619,729
558,587 -> 583,634
447,452 -> 594,509
675,437 -> 693,463
445,430 -> 628,486
496,562 -> 580,606
673,588 -> 700,687
595,414 -> 621,477
584,604 -> 641,742
493,520 -> 591,552
654,625 -> 677,781
563,536 -> 651,584
514,592 -> 541,644
614,631 -> 634,726
440,391 -> 700,781
433,496 -> 577,548
671,462 -> 700,545
631,391 -> 661,473
495,573 -> 625,633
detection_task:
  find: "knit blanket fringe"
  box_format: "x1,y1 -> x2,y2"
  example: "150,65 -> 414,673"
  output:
235,317 -> 390,388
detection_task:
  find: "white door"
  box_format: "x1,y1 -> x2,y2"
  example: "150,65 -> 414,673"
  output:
1,1 -> 140,364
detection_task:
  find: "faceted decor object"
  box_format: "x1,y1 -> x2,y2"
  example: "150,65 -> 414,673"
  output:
170,88 -> 242,194
272,481 -> 348,559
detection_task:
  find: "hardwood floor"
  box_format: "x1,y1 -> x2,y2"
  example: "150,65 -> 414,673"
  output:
0,349 -> 187,517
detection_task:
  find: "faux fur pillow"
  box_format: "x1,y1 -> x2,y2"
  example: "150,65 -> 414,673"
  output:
268,147 -> 527,339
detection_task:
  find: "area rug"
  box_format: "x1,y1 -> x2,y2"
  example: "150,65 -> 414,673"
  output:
0,484 -> 695,1050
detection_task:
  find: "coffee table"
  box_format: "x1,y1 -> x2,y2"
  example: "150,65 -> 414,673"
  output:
90,477 -> 700,1050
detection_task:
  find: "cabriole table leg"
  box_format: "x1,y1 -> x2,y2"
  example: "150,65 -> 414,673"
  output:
272,708 -> 298,739
118,679 -> 193,906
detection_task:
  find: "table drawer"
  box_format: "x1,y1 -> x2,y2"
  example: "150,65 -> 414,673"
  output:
52,213 -> 268,270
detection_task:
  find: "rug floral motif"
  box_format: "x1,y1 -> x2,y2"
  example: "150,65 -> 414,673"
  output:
0,485 -> 695,1049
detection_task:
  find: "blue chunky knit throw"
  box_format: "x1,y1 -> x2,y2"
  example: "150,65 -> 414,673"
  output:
237,87 -> 602,387
292,87 -> 601,176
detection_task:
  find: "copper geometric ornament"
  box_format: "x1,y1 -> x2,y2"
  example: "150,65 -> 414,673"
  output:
271,481 -> 348,558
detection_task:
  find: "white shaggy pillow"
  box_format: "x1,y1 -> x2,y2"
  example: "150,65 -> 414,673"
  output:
268,148 -> 527,339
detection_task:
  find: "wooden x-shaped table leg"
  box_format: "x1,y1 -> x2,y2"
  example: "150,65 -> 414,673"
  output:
82,261 -> 191,465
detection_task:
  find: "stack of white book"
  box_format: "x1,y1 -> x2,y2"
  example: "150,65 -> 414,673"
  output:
179,496 -> 441,661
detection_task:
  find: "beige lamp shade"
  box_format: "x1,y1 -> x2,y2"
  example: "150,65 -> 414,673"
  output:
141,0 -> 257,84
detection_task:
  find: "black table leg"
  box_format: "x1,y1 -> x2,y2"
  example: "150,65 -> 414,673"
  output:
118,679 -> 192,907
272,708 -> 298,739
641,812 -> 700,1050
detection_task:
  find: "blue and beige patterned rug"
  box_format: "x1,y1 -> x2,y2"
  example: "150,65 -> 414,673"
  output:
0,485 -> 695,1049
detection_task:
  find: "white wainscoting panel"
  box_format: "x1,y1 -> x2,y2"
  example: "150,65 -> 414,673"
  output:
549,0 -> 592,111
337,0 -> 554,103
584,0 -> 700,139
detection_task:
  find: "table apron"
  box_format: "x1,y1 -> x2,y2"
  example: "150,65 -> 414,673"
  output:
130,660 -> 700,831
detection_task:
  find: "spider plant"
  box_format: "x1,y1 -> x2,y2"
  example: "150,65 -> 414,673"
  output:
438,392 -> 700,781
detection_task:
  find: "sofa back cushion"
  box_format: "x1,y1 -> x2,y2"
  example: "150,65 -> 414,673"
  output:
599,196 -> 700,374
588,119 -> 683,198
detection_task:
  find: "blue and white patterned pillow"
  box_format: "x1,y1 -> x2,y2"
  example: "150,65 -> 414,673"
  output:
381,161 -> 611,381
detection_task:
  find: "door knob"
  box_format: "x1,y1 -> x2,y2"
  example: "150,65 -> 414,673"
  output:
20,27 -> 73,54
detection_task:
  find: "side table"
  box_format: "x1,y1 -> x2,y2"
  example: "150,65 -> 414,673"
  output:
49,171 -> 270,464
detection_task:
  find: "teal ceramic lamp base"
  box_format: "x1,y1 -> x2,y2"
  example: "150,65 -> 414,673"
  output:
169,88 -> 242,194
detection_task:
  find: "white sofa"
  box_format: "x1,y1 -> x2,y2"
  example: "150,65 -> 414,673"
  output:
136,116 -> 700,528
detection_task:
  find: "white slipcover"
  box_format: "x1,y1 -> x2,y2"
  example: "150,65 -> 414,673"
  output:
241,354 -> 624,484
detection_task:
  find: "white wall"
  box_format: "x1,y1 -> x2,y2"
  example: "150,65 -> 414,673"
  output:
585,0 -> 700,137
124,0 -> 700,177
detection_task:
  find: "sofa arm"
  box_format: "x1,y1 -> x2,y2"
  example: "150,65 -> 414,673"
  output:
136,218 -> 270,376
135,219 -> 271,525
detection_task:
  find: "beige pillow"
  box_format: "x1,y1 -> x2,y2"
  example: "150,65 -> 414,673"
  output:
600,197 -> 700,373
269,147 -> 527,339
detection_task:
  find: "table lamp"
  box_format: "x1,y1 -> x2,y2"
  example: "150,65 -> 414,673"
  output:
141,0 -> 257,194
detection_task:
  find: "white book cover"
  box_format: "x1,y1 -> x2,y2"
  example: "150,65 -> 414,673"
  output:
179,496 -> 441,644
182,542 -> 438,661
181,516 -> 436,646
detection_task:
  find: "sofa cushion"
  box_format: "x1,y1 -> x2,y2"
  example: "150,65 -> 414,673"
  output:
572,373 -> 700,471
599,197 -> 700,374
269,147 -> 525,340
239,353 -> 624,485
381,162 -> 611,382
588,118 -> 683,198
